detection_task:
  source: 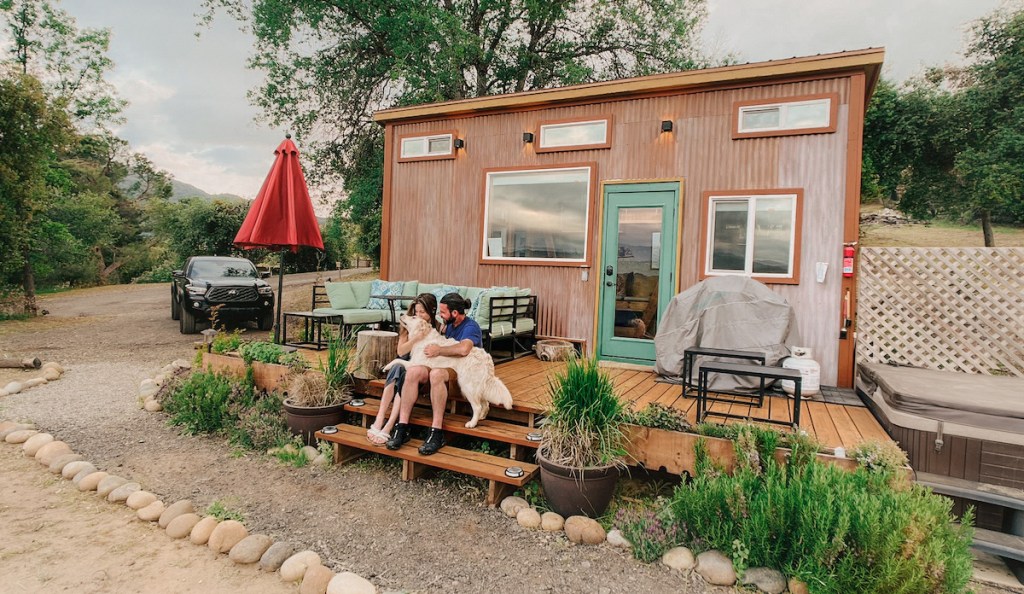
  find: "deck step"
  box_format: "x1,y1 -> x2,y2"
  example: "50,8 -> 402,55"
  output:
344,398 -> 540,449
916,472 -> 1024,511
972,527 -> 1024,563
314,423 -> 538,506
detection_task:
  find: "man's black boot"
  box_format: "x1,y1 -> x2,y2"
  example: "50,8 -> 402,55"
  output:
386,423 -> 411,450
418,428 -> 446,455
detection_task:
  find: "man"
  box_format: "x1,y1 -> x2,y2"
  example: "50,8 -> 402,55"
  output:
387,292 -> 482,454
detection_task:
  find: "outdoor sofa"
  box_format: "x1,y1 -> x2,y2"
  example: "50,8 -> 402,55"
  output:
312,280 -> 537,361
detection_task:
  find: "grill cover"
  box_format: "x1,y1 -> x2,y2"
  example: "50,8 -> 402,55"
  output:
654,276 -> 799,392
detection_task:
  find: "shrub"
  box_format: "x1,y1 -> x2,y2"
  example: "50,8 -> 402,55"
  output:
624,403 -> 690,432
210,329 -> 245,355
163,370 -> 235,434
230,390 -> 289,452
615,504 -> 683,563
667,443 -> 974,593
238,340 -> 285,365
541,356 -> 626,468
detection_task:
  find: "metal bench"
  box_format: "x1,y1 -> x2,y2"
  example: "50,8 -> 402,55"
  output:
682,346 -> 766,398
697,361 -> 802,429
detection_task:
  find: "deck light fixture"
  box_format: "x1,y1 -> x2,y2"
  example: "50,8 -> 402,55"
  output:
454,138 -> 465,149
661,120 -> 674,133
522,132 -> 534,143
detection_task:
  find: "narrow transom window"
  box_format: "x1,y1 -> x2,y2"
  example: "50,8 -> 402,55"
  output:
399,132 -> 454,161
483,166 -> 593,264
702,192 -> 802,283
733,94 -> 837,139
536,117 -> 612,152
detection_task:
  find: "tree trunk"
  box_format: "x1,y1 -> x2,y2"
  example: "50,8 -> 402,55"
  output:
980,209 -> 995,247
21,247 -> 37,316
352,330 -> 399,380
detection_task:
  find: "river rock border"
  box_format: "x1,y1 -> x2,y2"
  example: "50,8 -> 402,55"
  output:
0,361 -> 65,397
498,495 -> 796,594
0,416 -> 381,594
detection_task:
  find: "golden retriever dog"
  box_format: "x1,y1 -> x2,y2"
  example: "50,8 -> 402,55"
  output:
382,314 -> 514,428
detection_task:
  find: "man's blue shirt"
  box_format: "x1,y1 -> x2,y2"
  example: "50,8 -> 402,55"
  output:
445,316 -> 483,348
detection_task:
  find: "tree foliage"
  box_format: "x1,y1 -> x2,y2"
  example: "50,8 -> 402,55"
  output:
202,0 -> 716,263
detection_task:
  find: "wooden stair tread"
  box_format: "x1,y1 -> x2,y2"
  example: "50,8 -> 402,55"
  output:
971,527 -> 1024,562
344,398 -> 539,447
315,424 -> 537,486
916,472 -> 1024,510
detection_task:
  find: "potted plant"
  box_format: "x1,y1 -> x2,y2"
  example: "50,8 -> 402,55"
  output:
282,333 -> 353,445
536,356 -> 628,518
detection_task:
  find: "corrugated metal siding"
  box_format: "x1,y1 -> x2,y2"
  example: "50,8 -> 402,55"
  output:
386,76 -> 852,380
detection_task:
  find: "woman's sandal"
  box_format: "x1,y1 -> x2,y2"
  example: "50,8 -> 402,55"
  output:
366,426 -> 390,445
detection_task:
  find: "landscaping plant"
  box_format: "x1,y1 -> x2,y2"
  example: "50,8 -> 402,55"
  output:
662,437 -> 974,594
615,504 -> 683,563
210,329 -> 245,354
230,390 -> 290,452
624,402 -> 690,432
163,370 -> 235,434
540,356 -> 627,468
238,340 -> 286,365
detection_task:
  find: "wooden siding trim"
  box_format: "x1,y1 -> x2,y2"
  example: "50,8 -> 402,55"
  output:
396,129 -> 458,163
838,73 -> 866,388
477,162 -> 598,268
697,189 -> 804,285
381,123 -> 395,279
375,48 -> 884,123
731,92 -> 840,139
534,115 -> 614,153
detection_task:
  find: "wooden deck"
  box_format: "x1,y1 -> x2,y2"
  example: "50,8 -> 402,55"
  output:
495,356 -> 892,450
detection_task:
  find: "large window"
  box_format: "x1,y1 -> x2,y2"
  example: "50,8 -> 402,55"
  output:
536,117 -> 612,153
398,130 -> 456,162
700,190 -> 802,284
733,93 -> 837,139
482,165 -> 594,265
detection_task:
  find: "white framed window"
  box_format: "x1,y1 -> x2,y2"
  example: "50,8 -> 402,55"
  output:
733,93 -> 837,138
701,190 -> 802,283
536,117 -> 612,152
482,165 -> 594,265
398,131 -> 455,161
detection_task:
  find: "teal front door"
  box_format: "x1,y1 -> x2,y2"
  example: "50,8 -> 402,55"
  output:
598,182 -> 680,364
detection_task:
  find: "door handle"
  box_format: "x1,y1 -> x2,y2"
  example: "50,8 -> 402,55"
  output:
605,281 -> 614,286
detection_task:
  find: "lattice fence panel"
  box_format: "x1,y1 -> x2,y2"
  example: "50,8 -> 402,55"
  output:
857,247 -> 1024,376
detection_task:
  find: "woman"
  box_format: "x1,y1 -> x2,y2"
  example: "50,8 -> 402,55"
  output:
366,293 -> 439,445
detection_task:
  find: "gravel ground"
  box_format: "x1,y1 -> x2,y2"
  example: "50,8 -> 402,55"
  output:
1,274 -> 1019,594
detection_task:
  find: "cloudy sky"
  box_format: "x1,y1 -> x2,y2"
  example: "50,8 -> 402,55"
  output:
57,0 -> 1005,208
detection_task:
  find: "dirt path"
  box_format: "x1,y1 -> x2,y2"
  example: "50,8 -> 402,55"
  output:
0,275 -> 1019,593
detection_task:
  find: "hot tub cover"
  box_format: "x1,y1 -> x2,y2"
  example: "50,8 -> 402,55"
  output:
654,276 -> 798,391
858,362 -> 1024,434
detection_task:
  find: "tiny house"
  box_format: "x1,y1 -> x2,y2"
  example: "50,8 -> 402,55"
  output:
373,48 -> 884,388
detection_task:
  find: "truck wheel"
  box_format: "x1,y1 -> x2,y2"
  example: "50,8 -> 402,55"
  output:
171,291 -> 180,320
179,304 -> 198,334
258,311 -> 274,331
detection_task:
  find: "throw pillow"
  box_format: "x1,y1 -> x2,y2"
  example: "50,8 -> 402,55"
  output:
429,285 -> 459,309
367,279 -> 406,310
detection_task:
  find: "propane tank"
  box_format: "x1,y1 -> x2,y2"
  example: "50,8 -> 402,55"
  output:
781,347 -> 821,398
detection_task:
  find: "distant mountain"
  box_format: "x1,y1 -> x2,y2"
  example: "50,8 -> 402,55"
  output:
169,179 -> 247,203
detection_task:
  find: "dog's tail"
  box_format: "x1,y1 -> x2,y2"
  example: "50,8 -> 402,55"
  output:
483,376 -> 514,410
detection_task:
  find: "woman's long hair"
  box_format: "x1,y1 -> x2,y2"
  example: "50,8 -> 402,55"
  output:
405,292 -> 439,331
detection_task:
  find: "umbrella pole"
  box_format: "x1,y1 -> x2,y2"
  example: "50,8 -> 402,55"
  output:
274,248 -> 285,344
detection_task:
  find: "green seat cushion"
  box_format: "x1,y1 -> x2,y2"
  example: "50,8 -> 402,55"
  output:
420,283 -> 459,308
515,318 -> 536,334
515,288 -> 531,315
471,286 -> 516,326
324,281 -> 359,309
312,308 -> 387,324
349,281 -> 373,307
399,280 -> 419,309
487,321 -> 514,337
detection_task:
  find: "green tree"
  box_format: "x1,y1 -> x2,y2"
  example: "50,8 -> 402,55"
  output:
0,72 -> 73,313
203,0 -> 717,264
0,0 -> 127,129
150,198 -> 256,265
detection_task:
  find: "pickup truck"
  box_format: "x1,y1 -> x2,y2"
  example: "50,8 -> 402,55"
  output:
171,256 -> 275,334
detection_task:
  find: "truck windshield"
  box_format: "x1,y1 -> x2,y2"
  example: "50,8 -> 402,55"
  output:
191,260 -> 257,278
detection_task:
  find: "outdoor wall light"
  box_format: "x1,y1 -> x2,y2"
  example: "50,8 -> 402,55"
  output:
522,132 -> 534,143
454,138 -> 465,149
661,120 -> 674,133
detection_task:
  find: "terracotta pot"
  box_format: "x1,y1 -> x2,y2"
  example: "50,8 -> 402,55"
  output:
536,449 -> 620,518
282,399 -> 346,446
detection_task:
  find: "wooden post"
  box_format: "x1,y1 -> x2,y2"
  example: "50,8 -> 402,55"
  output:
352,330 -> 399,380
0,357 -> 41,369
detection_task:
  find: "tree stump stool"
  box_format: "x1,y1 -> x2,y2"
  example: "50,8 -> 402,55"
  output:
352,330 -> 399,379
535,339 -> 575,361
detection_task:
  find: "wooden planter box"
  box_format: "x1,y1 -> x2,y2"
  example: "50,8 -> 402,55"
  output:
200,352 -> 316,392
623,424 -> 891,477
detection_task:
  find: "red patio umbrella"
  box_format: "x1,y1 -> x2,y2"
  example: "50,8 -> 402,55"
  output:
234,134 -> 324,343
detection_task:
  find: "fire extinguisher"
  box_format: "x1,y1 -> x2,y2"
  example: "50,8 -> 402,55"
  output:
842,244 -> 856,278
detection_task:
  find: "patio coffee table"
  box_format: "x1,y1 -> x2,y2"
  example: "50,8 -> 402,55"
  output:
696,361 -> 802,429
682,346 -> 766,398
282,311 -> 343,350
